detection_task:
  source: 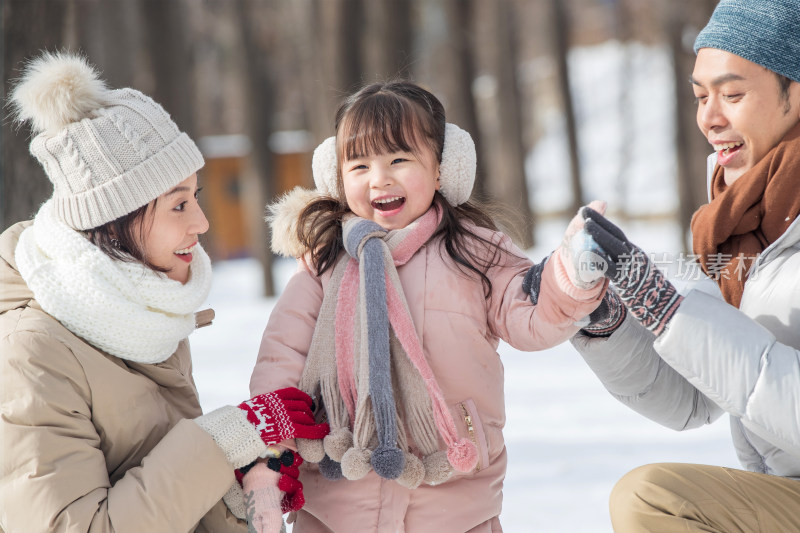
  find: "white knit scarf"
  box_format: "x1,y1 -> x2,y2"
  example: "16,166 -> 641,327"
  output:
15,200 -> 212,363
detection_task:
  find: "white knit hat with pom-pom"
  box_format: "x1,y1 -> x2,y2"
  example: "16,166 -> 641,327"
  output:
10,51 -> 204,230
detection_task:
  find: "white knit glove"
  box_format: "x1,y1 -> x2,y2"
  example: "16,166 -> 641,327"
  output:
222,480 -> 247,520
194,387 -> 328,468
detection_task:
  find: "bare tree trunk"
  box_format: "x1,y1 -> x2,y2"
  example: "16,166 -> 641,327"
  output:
235,0 -> 277,296
318,0 -> 364,113
613,0 -> 634,219
550,0 -> 583,215
3,0 -> 69,230
287,0 -> 334,140
440,0 -> 485,198
664,0 -> 717,252
364,0 -> 413,81
485,0 -> 534,248
139,0 -> 196,137
65,0 -> 142,90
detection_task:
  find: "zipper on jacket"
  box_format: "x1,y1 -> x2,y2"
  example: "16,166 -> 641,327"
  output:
460,402 -> 481,472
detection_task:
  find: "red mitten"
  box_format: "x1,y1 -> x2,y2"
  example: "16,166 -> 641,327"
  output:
269,451 -> 305,513
238,387 -> 330,446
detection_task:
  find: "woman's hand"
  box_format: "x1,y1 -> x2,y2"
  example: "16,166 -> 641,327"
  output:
195,387 -> 329,469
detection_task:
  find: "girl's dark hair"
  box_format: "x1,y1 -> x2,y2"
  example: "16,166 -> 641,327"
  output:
298,80 -> 518,297
82,200 -> 168,273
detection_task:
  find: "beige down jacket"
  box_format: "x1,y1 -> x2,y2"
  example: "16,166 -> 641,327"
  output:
0,222 -> 246,533
248,190 -> 605,531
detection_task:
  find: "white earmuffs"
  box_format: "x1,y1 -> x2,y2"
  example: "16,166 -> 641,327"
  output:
311,123 -> 476,206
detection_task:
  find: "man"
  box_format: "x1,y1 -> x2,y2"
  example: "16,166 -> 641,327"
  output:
567,0 -> 800,531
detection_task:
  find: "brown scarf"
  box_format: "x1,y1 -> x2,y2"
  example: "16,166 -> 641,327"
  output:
691,121 -> 800,308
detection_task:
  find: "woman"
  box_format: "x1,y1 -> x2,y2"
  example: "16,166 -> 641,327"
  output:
0,52 -> 327,533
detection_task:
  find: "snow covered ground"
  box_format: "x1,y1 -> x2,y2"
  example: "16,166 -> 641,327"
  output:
191,42 -> 739,532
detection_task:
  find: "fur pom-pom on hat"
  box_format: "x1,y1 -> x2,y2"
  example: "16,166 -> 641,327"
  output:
11,52 -> 109,137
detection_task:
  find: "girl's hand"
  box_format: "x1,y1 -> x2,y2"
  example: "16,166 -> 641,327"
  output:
238,388 -> 329,446
561,200 -> 608,289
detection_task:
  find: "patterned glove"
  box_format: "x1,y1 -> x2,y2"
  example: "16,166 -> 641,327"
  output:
581,289 -> 627,338
195,387 -> 329,469
238,388 -> 329,445
583,208 -> 683,337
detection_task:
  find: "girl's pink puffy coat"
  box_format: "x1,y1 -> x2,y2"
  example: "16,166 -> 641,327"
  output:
250,192 -> 604,532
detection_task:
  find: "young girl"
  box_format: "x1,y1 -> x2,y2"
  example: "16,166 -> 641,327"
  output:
0,52 -> 327,532
246,81 -> 606,532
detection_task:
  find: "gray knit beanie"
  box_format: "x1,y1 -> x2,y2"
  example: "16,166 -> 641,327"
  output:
694,0 -> 800,83
11,52 -> 204,230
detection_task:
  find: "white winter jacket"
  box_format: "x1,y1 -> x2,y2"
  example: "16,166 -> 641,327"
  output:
571,157 -> 800,479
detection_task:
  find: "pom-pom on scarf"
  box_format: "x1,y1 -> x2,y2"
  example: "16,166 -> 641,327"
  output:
296,207 -> 478,488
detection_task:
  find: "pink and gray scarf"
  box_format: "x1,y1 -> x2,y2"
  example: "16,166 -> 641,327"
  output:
296,207 -> 477,488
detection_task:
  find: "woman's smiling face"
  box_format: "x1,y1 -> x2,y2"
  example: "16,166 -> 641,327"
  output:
139,173 -> 209,283
341,144 -> 440,231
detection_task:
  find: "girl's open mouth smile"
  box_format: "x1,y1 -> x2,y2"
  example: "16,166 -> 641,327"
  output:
371,196 -> 406,212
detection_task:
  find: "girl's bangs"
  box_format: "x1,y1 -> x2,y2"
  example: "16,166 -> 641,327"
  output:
339,94 -> 428,161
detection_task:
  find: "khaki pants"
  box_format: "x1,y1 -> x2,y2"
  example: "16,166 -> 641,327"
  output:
610,463 -> 800,532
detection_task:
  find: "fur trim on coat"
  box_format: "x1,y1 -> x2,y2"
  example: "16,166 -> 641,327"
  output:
266,187 -> 324,258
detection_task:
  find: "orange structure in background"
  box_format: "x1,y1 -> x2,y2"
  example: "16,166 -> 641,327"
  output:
199,135 -> 252,260
199,132 -> 313,261
270,130 -> 314,201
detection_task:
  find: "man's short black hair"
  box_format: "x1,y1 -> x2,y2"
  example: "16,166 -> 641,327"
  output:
776,73 -> 795,114
777,73 -> 792,100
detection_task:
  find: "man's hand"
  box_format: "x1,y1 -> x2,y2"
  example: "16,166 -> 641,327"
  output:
582,208 -> 683,337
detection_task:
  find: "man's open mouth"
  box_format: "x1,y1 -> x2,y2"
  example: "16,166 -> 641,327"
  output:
717,141 -> 743,156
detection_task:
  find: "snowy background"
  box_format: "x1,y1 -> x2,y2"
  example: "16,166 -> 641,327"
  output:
191,43 -> 739,532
